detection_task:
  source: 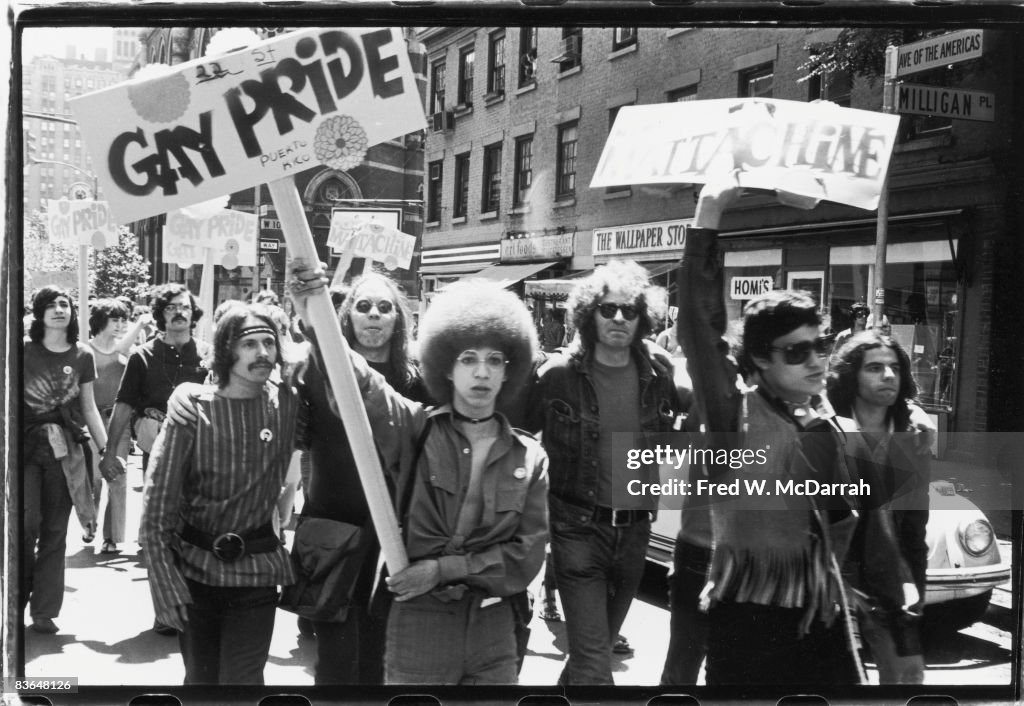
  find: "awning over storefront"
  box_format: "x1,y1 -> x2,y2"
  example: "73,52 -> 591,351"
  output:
464,261 -> 557,289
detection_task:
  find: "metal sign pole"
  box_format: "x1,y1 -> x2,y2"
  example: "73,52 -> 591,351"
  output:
873,45 -> 899,326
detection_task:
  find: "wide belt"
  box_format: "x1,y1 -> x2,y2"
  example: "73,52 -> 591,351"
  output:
180,522 -> 280,562
593,506 -> 652,527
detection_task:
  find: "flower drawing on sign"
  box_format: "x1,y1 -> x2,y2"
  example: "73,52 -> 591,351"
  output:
222,239 -> 240,270
314,115 -> 369,171
127,65 -> 191,123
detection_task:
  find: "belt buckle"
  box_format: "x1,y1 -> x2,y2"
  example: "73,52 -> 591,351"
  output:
611,509 -> 629,527
212,532 -> 245,562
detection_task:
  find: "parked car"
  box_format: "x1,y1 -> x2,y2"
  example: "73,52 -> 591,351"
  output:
647,480 -> 1011,631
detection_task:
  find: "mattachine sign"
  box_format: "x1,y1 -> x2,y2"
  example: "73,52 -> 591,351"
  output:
590,98 -> 901,211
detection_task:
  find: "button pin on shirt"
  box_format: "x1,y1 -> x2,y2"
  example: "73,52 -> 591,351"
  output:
259,428 -> 273,443
514,467 -> 527,480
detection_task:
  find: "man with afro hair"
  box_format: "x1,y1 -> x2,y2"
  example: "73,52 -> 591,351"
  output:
291,274 -> 549,685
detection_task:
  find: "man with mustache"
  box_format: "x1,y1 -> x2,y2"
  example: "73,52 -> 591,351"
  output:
525,260 -> 692,685
99,283 -> 210,635
140,303 -> 304,684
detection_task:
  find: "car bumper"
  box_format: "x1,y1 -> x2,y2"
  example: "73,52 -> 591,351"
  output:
925,564 -> 1012,604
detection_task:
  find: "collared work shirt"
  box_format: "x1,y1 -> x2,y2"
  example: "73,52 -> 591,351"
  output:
116,336 -> 210,414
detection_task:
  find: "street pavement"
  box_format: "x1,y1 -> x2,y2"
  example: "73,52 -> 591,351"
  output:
18,449 -> 1015,692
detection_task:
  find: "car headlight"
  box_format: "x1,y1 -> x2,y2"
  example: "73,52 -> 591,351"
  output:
960,519 -> 994,556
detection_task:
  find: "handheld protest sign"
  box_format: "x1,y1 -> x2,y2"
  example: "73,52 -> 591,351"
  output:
590,98 -> 901,211
270,177 -> 409,573
71,27 -> 426,575
327,208 -> 408,284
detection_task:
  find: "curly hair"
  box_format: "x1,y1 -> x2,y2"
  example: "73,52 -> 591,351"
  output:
568,260 -> 659,356
737,289 -> 821,377
30,286 -> 79,344
210,302 -> 280,387
340,272 -> 415,386
150,283 -> 204,332
827,330 -> 917,430
89,298 -> 131,337
417,280 -> 538,406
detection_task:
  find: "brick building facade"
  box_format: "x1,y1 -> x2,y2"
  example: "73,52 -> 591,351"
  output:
418,26 -> 1023,442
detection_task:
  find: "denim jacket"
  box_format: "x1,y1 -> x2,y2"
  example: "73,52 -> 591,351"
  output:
526,346 -> 690,520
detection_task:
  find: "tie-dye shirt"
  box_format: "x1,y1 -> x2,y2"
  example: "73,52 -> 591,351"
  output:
23,341 -> 97,415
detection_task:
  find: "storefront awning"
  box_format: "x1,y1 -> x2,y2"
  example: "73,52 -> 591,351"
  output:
642,262 -> 678,279
464,262 -> 557,289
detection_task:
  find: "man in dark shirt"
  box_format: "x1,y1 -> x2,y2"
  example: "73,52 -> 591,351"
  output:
298,272 -> 431,684
99,283 -> 209,636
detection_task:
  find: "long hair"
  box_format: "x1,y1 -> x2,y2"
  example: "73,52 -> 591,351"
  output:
827,330 -> 917,430
340,272 -> 414,386
418,280 -> 538,406
568,260 -> 659,357
89,298 -> 130,337
151,283 -> 204,332
30,286 -> 79,343
210,302 -> 280,387
737,289 -> 821,377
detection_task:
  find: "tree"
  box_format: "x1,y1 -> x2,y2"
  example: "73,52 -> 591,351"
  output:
92,228 -> 152,302
801,29 -> 942,84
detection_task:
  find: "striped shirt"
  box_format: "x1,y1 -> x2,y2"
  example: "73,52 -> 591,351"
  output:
141,380 -> 305,617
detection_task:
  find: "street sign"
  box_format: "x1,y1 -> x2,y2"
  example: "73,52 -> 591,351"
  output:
261,218 -> 282,230
897,83 -> 995,123
730,276 -> 774,301
259,238 -> 281,253
895,29 -> 983,77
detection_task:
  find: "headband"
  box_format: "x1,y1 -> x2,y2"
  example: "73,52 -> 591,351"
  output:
233,325 -> 276,342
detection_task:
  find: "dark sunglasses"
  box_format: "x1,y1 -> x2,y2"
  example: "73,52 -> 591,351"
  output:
354,299 -> 394,315
769,335 -> 834,365
597,303 -> 639,321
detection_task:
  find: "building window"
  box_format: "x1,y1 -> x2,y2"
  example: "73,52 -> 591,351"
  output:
739,63 -> 774,98
556,28 -> 582,72
808,68 -> 852,107
556,122 -> 578,198
481,143 -> 502,213
458,47 -> 475,107
513,135 -> 533,207
518,28 -> 538,86
606,107 -> 631,195
429,60 -> 446,114
453,153 -> 470,218
427,160 -> 443,223
667,85 -> 698,102
487,31 -> 506,96
612,27 -> 637,51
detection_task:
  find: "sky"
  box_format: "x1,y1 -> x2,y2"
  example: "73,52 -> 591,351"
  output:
20,26 -> 117,61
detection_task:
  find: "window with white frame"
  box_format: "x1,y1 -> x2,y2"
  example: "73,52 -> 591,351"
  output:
487,30 -> 506,95
453,152 -> 470,218
556,122 -> 578,198
458,47 -> 475,107
513,135 -> 533,207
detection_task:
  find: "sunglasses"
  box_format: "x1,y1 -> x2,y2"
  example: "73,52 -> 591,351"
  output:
597,303 -> 640,321
456,351 -> 508,371
769,335 -> 834,365
354,299 -> 394,315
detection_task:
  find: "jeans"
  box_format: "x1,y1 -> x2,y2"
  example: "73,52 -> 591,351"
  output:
385,592 -> 517,685
179,580 -> 278,685
660,540 -> 711,685
706,601 -> 861,685
23,440 -> 73,620
858,606 -> 925,684
550,515 -> 650,685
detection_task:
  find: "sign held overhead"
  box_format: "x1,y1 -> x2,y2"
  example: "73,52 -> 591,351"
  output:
71,28 -> 426,223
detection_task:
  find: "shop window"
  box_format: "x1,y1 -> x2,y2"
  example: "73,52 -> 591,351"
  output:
427,160 -> 443,223
513,135 -> 533,207
739,63 -> 774,98
453,152 -> 470,218
429,60 -> 446,114
721,249 -> 783,323
612,27 -> 637,52
555,121 -> 578,198
487,30 -> 506,96
828,241 -> 959,410
518,27 -> 538,87
481,143 -> 502,213
457,47 -> 474,107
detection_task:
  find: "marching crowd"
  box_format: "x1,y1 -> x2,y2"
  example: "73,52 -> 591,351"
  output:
23,180 -> 932,686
